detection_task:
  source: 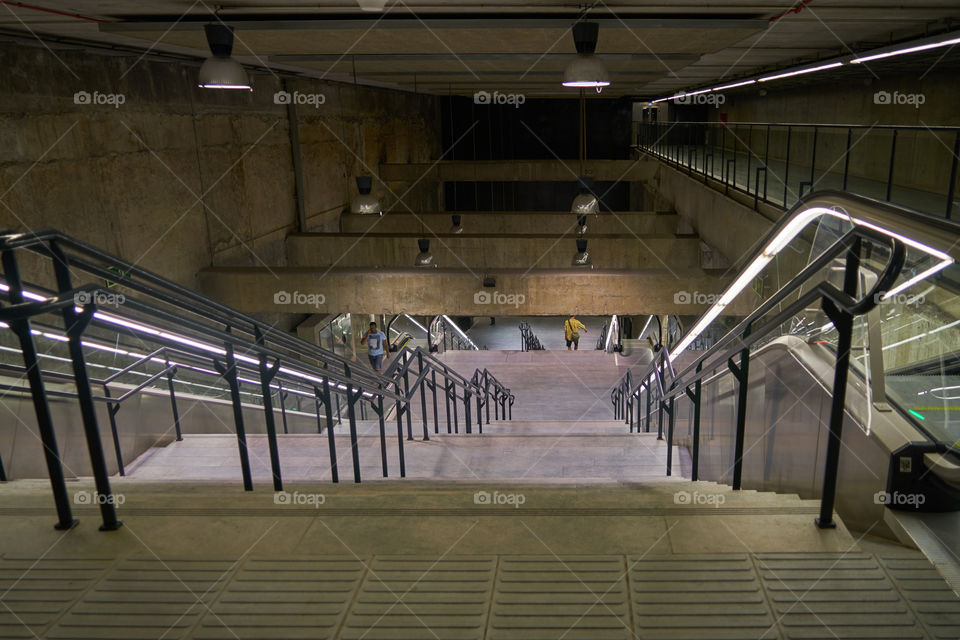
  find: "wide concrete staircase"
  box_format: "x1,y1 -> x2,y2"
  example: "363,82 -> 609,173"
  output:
3,349 -> 959,638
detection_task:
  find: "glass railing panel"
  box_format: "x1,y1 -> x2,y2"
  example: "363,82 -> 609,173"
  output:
890,128 -> 956,217
876,264 -> 960,446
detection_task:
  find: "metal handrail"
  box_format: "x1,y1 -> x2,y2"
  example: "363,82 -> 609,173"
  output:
0,228 -> 517,532
609,190 -> 960,527
518,320 -> 545,351
640,120 -> 960,132
635,122 -> 960,218
0,229 -> 386,388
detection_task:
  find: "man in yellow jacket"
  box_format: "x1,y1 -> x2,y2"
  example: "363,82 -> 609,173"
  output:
564,315 -> 588,351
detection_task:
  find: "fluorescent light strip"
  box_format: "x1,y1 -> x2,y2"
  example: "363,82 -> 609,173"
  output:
403,313 -> 429,334
712,79 -> 756,91
669,206 -> 955,361
2,284 -> 381,397
758,61 -> 844,83
198,84 -> 253,90
852,36 -> 960,64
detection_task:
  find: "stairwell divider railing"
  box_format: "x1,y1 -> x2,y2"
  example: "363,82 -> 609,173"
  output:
382,345 -> 514,438
518,320 -> 545,351
608,204 -> 910,529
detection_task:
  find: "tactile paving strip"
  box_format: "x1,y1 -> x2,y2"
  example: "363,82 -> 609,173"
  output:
630,554 -> 777,640
878,554 -> 960,640
5,551 -> 960,639
0,557 -> 110,640
489,556 -> 631,640
195,557 -> 366,639
756,553 -> 925,639
340,556 -> 495,640
46,558 -> 234,639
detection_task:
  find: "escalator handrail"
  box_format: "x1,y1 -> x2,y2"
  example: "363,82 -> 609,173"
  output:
612,217 -> 907,404
612,190 -> 958,399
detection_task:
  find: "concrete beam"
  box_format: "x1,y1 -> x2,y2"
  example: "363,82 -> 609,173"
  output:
286,233 -> 701,270
341,211 -> 679,236
198,267 -> 753,316
379,160 -> 658,183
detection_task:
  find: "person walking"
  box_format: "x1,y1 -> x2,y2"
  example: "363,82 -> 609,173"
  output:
564,315 -> 587,351
360,321 -> 390,374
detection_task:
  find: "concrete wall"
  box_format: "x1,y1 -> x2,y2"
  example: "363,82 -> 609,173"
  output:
286,233 -> 701,270
0,40 -> 441,297
199,267 -> 752,317
340,212 -> 680,235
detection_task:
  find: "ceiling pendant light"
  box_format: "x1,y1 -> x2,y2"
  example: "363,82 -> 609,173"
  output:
351,176 -> 382,215
198,24 -> 252,90
572,238 -> 592,267
357,0 -> 388,11
414,238 -> 435,267
449,214 -> 464,234
562,22 -> 610,89
571,176 -> 598,214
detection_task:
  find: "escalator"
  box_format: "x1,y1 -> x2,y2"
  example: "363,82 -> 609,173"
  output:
615,191 -> 960,587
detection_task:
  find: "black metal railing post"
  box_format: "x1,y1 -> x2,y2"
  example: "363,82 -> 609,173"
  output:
345,385 -> 362,483
645,380 -> 652,433
685,363 -> 702,482
464,385 -> 473,434
254,328 -> 284,492
48,241 -> 121,531
402,353 -> 413,440
317,378 -> 339,483
417,351 -> 429,440
431,369 -> 439,433
445,377 -> 453,433
450,380 -> 459,434
213,336 -> 253,492
728,324 -> 752,491
0,249 -> 77,530
394,379 -> 407,477
164,355 -> 182,441
375,396 -> 388,477
665,395 -> 675,477
816,238 -> 862,529
102,387 -> 124,476
484,371 -> 492,423
278,381 -> 289,435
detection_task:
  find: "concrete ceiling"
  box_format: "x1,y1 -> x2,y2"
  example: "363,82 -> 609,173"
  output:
0,1 -> 958,97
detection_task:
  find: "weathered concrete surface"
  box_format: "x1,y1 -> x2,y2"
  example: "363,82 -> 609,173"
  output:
380,159 -> 658,182
198,266 -> 753,316
286,232 -> 701,270
647,160 -> 776,268
341,211 -> 681,235
0,41 -> 440,296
